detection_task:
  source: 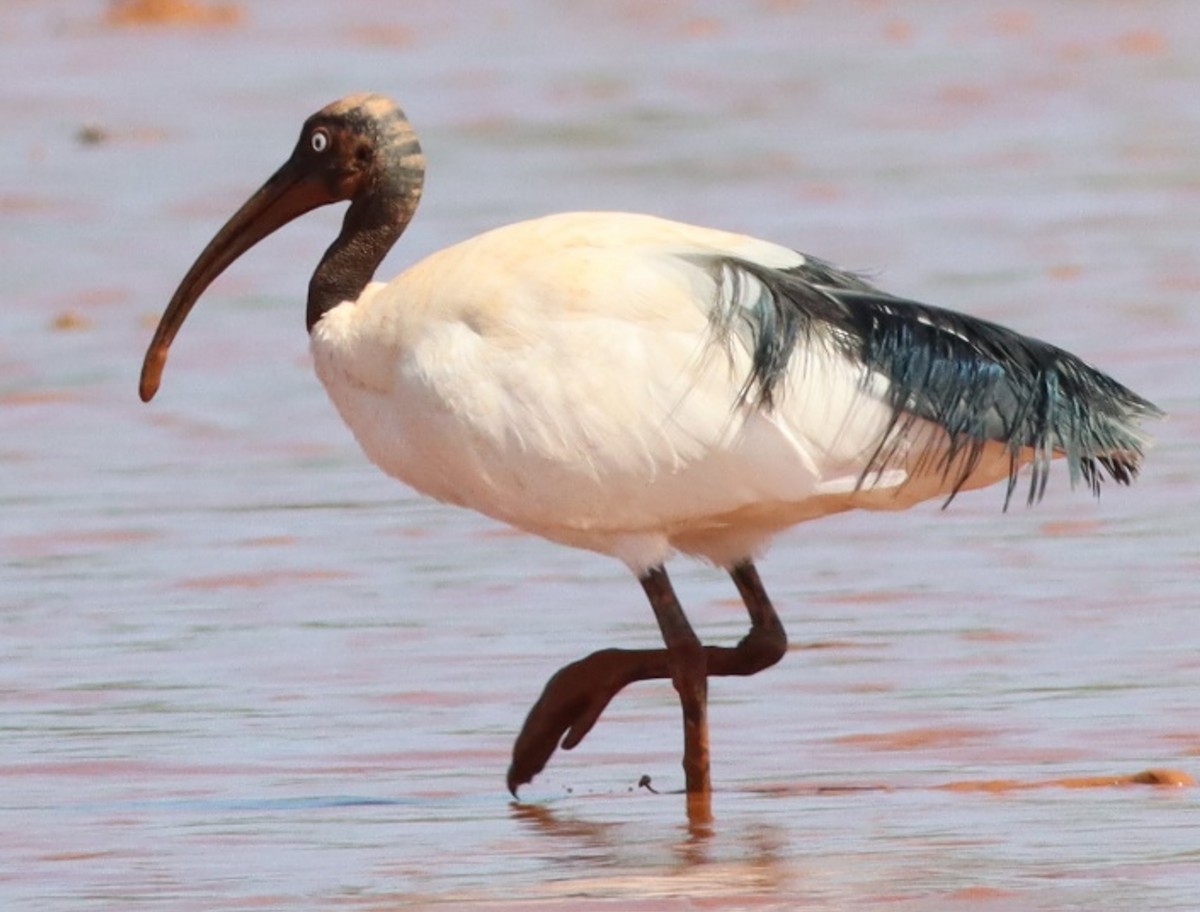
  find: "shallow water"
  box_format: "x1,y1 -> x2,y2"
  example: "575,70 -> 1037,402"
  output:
3,1 -> 1199,909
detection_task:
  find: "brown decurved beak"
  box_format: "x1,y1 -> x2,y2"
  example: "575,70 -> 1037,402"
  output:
139,158 -> 332,402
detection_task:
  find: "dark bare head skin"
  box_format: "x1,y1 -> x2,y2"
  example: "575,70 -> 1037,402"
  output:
139,93 -> 423,402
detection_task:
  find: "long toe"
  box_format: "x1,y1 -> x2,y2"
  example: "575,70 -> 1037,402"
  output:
507,648 -> 660,795
507,666 -> 613,795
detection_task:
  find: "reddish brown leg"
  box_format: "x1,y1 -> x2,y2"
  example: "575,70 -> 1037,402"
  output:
507,561 -> 787,796
642,566 -> 710,797
716,561 -> 787,677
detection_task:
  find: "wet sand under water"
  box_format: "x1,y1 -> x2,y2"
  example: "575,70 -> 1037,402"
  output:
3,1 -> 1200,909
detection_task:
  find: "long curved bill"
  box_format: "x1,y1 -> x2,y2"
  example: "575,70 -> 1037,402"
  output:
139,158 -> 332,402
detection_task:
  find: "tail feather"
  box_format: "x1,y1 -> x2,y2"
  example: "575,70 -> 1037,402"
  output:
836,287 -> 1162,505
702,255 -> 1163,506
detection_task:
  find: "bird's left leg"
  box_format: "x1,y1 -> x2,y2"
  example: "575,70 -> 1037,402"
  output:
507,561 -> 787,796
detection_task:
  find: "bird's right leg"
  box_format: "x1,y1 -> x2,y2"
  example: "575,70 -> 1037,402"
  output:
506,560 -> 787,795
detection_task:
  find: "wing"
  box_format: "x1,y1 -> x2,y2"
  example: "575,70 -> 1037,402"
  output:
699,254 -> 1163,506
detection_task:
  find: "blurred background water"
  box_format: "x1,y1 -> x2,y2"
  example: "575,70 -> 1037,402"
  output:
2,1 -> 1198,909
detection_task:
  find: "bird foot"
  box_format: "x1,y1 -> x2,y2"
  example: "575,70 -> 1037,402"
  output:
507,647 -> 664,796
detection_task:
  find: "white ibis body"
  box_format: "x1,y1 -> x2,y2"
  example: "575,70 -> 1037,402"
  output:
140,94 -> 1161,808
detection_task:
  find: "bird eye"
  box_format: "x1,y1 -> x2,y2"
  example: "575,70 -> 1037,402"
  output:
310,129 -> 330,153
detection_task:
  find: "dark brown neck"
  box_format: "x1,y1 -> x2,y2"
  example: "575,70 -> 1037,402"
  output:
305,113 -> 424,332
306,193 -> 409,332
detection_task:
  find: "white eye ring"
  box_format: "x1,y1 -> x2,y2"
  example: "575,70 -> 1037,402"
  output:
311,130 -> 329,153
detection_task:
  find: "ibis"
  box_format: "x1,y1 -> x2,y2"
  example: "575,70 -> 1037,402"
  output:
140,94 -> 1161,811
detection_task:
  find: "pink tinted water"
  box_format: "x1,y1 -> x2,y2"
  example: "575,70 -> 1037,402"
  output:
2,1 -> 1198,909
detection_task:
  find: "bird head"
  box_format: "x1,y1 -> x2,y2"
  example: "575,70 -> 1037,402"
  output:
139,93 -> 423,402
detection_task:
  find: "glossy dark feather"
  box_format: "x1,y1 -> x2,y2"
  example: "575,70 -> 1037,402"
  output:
704,255 -> 1163,506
